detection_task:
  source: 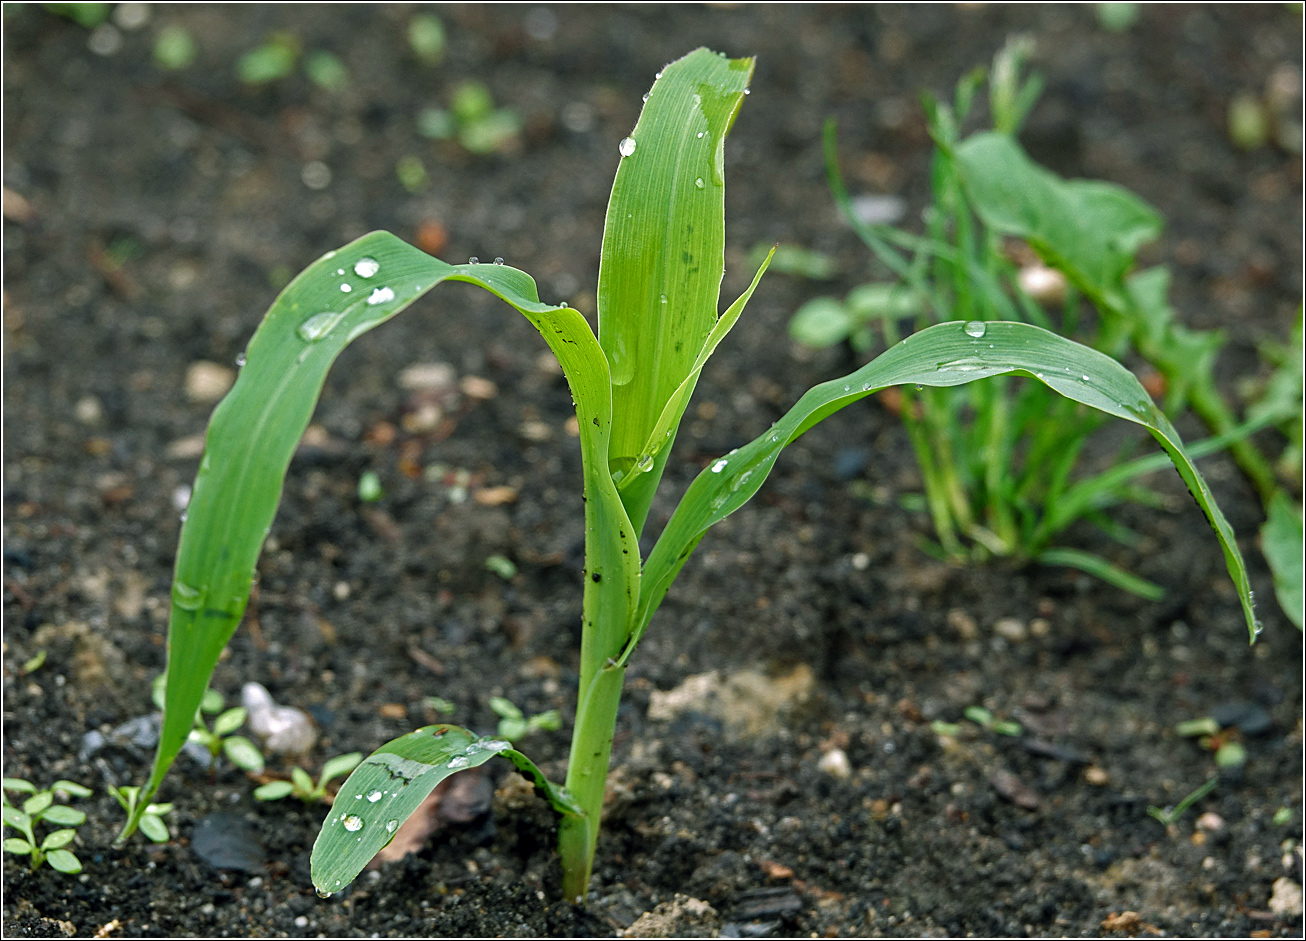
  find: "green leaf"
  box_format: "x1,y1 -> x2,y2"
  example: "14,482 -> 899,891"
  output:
310,725 -> 505,895
636,321 -> 1257,653
200,688 -> 225,714
40,828 -> 76,850
2,805 -> 30,829
788,297 -> 851,349
751,243 -> 837,280
212,706 -> 247,737
22,792 -> 52,817
236,33 -> 299,85
320,753 -> 365,784
253,781 -> 296,802
2,779 -> 36,795
488,697 -> 522,720
292,767 -> 316,794
598,48 -> 754,524
22,650 -> 46,673
131,229 -> 634,840
40,806 -> 86,827
44,848 -> 81,874
954,133 -> 1161,304
51,781 -> 92,798
2,837 -> 32,854
1037,547 -> 1165,601
222,736 -> 265,772
407,13 -> 445,66
138,813 -> 170,844
1262,491 -> 1304,629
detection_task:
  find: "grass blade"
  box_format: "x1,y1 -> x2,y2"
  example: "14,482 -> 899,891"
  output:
636,320 -> 1257,649
1036,547 -> 1165,601
124,230 -> 637,839
1262,491 -> 1304,629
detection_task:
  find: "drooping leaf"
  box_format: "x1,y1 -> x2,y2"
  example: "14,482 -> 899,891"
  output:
311,725 -> 579,894
635,320 -> 1257,654
1262,491 -> 1304,629
127,230 -> 637,839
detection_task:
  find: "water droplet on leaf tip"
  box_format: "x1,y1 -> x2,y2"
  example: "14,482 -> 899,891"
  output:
619,137 -> 637,157
316,888 -> 332,899
963,321 -> 987,338
353,257 -> 380,278
367,286 -> 395,306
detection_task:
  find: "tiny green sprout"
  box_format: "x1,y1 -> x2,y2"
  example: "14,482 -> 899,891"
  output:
2,778 -> 92,873
417,80 -> 521,155
107,785 -> 173,844
962,706 -> 1023,737
489,697 -> 562,742
305,51 -> 349,93
358,470 -> 384,502
153,675 -> 264,773
42,3 -> 110,29
1274,807 -> 1295,826
425,696 -> 456,715
236,31 -> 300,86
1147,776 -> 1218,828
747,243 -> 837,280
254,753 -> 364,804
1176,717 -> 1221,738
407,12 -> 445,66
484,554 -> 517,580
21,650 -> 46,674
153,25 -> 196,71
930,720 -> 962,737
395,155 -> 429,194
128,48 -> 1259,903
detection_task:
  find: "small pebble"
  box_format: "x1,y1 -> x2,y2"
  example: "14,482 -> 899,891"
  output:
459,375 -> 498,400
1017,265 -> 1068,305
294,916 -> 309,928
993,617 -> 1027,642
241,682 -> 317,755
519,420 -> 553,442
185,361 -> 235,403
398,362 -> 455,392
1196,811 -> 1224,831
818,747 -> 852,779
947,608 -> 979,640
1269,877 -> 1303,917
474,485 -> 519,507
74,395 -> 103,424
1084,766 -> 1110,786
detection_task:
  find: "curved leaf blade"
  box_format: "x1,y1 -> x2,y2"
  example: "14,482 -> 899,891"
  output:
130,230 -> 638,836
637,320 -> 1257,647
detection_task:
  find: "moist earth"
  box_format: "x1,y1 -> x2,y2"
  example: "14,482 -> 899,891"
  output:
3,4 -> 1303,937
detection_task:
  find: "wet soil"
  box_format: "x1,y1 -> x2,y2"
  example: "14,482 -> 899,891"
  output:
3,4 -> 1303,937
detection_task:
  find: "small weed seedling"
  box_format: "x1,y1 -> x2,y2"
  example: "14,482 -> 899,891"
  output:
489,697 -> 562,742
2,778 -> 92,873
152,675 -> 264,773
790,39 -> 1285,600
122,49 -> 1258,901
108,784 -> 174,844
253,753 -> 365,804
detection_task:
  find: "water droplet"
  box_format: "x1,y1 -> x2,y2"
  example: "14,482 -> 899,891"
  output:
843,384 -> 851,392
493,257 -> 504,265
743,88 -> 750,95
179,510 -> 188,523
316,888 -> 333,899
482,740 -> 510,753
336,268 -> 345,275
659,293 -> 667,304
655,71 -> 663,80
695,178 -> 704,189
642,93 -> 649,102
341,814 -> 364,832
468,256 -> 479,265
619,137 -> 637,158
367,286 -> 396,306
235,352 -> 246,367
635,454 -> 654,473
963,321 -> 987,338
385,819 -> 399,833
366,790 -> 383,802
1082,375 -> 1090,382
711,459 -> 728,473
297,311 -> 346,343
353,257 -> 380,278
696,131 -> 704,139
172,581 -> 203,611
340,283 -> 352,293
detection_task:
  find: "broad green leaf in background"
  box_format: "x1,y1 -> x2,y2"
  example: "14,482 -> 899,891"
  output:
598,48 -> 754,530
121,231 -> 636,840
311,725 -> 580,895
632,320 -> 1259,655
1262,491 -> 1304,629
954,132 -> 1162,306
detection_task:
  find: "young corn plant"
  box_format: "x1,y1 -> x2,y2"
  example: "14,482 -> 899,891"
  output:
791,39 -> 1286,601
119,49 -> 1257,901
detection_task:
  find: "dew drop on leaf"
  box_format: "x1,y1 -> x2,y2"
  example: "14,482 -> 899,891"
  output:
448,756 -> 469,769
172,581 -> 203,611
353,257 -> 380,278
619,137 -> 636,157
711,459 -> 728,473
695,178 -> 704,189
340,283 -> 352,293
386,819 -> 398,833
469,257 -> 479,265
963,321 -> 987,338
493,257 -> 504,265
366,790 -> 383,802
367,287 -> 396,306
297,311 -> 345,343
341,814 -> 364,832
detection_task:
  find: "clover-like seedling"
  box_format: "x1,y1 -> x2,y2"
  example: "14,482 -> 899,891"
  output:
124,48 -> 1258,903
152,675 -> 264,773
489,697 -> 562,742
253,753 -> 364,804
2,778 -> 92,873
107,784 -> 174,844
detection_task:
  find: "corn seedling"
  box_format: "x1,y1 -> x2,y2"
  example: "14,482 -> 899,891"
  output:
791,39 -> 1283,602
152,675 -> 264,773
120,49 -> 1256,902
107,784 -> 174,844
253,753 -> 365,804
2,778 -> 92,873
489,697 -> 562,742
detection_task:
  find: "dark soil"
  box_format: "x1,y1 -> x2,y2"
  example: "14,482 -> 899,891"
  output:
4,4 -> 1302,937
